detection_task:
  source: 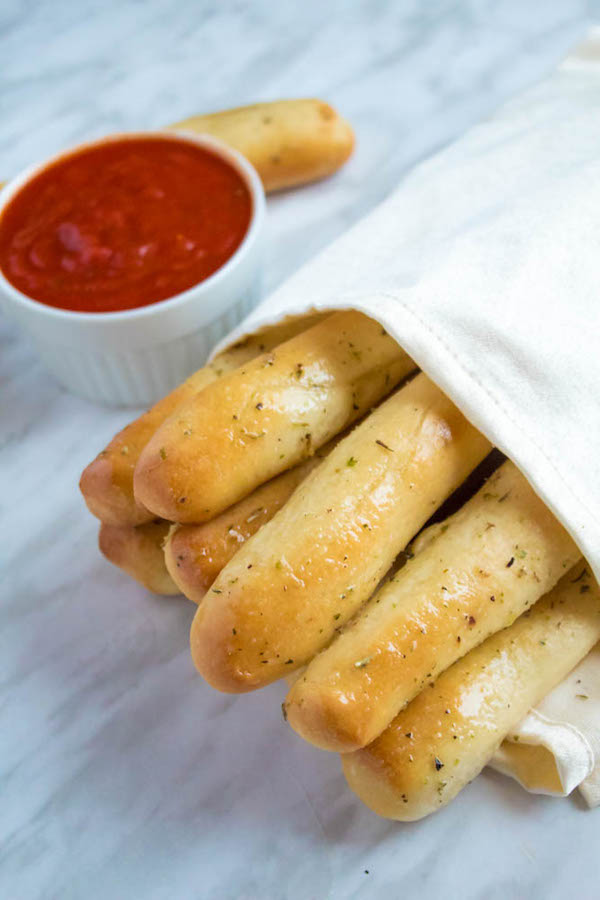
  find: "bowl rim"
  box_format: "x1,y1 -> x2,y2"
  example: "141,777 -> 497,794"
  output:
0,129 -> 266,324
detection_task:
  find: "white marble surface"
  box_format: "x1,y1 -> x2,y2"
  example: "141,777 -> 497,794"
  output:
2,2 -> 600,898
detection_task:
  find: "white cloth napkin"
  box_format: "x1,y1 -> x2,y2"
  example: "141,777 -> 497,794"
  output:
490,643 -> 600,806
216,30 -> 600,805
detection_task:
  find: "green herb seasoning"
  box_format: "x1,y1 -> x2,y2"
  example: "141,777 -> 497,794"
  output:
354,656 -> 371,669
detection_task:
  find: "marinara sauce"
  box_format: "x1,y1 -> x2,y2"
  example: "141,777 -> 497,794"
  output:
0,137 -> 253,313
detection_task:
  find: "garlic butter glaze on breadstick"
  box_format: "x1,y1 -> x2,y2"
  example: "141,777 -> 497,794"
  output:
169,99 -> 354,193
190,373 -> 491,692
99,520 -> 178,595
134,312 -> 415,524
342,563 -> 600,821
285,461 -> 580,751
165,440 -> 337,604
80,315 -> 323,527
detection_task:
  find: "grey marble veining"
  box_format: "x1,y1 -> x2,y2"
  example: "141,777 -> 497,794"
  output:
1,2 -> 599,898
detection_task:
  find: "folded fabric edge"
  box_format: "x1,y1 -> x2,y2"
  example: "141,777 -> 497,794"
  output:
489,709 -> 595,802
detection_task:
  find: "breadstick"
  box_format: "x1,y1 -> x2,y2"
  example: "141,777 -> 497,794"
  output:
165,440 -> 336,604
342,563 -> 600,821
169,99 -> 354,192
134,311 -> 415,524
80,315 -> 322,527
285,461 -> 580,751
190,373 -> 491,692
98,520 -> 178,595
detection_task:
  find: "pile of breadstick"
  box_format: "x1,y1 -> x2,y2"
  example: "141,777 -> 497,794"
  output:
80,312 -> 600,820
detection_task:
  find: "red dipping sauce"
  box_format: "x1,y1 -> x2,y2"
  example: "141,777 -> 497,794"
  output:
0,136 -> 253,313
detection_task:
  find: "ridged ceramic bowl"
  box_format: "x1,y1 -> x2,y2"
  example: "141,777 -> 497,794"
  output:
0,130 -> 266,406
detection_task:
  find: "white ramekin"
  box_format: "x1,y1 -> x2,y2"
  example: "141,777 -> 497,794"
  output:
0,130 -> 266,406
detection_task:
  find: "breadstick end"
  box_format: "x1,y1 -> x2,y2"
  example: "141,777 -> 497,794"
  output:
133,425 -> 220,523
80,456 -> 150,526
190,601 -> 266,693
285,681 -> 368,752
341,746 -> 440,822
163,525 -> 206,604
133,441 -> 184,522
98,521 -> 179,596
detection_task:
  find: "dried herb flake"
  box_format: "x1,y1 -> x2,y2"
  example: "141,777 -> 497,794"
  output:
354,656 -> 372,668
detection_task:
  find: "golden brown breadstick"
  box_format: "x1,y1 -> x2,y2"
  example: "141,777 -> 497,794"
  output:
190,373 -> 491,692
80,315 -> 322,527
285,461 -> 581,751
134,311 -> 415,524
169,99 -> 354,192
342,562 -> 599,821
165,441 -> 336,604
98,520 -> 179,595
